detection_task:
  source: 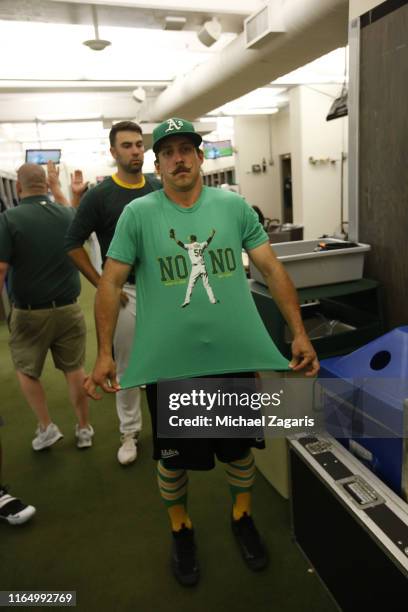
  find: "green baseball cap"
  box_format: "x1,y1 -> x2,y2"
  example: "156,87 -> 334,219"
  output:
152,117 -> 202,154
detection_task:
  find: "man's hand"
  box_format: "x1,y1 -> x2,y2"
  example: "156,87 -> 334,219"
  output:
70,169 -> 89,197
47,160 -> 60,189
120,290 -> 129,307
289,333 -> 320,377
83,355 -> 120,399
46,161 -> 70,206
169,228 -> 175,239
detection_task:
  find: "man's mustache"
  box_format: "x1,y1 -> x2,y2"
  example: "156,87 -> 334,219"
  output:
172,166 -> 191,175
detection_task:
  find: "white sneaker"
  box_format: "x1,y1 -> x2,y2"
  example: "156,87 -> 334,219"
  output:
0,485 -> 36,525
32,423 -> 63,451
117,434 -> 137,465
75,424 -> 94,449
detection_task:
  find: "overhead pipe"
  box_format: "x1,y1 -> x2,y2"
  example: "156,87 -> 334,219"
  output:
144,0 -> 349,121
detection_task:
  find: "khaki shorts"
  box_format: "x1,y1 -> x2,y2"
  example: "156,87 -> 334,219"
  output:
8,303 -> 86,379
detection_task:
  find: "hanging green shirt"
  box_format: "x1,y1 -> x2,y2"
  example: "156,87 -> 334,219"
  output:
107,186 -> 290,387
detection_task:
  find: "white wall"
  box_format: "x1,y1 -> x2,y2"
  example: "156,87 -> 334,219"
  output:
349,0 -> 384,20
233,116 -> 276,216
290,85 -> 348,239
0,141 -> 24,175
232,86 -> 348,238
1,88 -> 348,231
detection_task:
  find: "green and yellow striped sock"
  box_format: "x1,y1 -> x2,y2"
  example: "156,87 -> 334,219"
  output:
225,451 -> 256,521
157,460 -> 192,532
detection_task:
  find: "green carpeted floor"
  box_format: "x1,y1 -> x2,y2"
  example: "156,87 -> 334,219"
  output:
0,281 -> 336,612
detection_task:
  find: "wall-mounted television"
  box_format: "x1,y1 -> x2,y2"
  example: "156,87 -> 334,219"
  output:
25,149 -> 61,165
203,140 -> 233,160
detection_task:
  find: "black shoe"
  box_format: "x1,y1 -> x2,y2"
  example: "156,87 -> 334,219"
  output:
0,485 -> 36,525
231,513 -> 268,571
171,525 -> 200,586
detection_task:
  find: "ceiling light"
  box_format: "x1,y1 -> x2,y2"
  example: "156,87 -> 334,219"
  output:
164,16 -> 187,31
222,108 -> 279,116
83,5 -> 111,51
35,113 -> 102,123
132,87 -> 146,103
83,39 -> 111,51
197,17 -> 222,47
198,117 -> 219,123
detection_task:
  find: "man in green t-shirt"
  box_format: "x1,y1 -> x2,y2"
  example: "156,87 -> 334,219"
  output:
85,118 -> 319,587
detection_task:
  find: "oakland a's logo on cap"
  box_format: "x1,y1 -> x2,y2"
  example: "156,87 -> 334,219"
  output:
165,118 -> 184,133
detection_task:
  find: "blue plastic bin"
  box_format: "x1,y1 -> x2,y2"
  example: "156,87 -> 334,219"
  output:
319,327 -> 408,499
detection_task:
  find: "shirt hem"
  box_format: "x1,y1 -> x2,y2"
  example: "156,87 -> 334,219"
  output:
120,363 -> 291,388
106,252 -> 135,266
245,236 -> 269,251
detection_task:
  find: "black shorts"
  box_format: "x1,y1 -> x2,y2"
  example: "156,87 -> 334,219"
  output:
146,373 -> 265,471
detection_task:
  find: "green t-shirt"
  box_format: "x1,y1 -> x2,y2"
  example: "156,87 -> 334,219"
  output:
0,196 -> 80,305
108,186 -> 289,387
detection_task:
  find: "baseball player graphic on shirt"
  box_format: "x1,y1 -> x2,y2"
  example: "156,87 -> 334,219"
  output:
169,228 -> 218,308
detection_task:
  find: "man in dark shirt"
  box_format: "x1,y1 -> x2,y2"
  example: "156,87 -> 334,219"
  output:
65,121 -> 161,465
0,164 -> 92,451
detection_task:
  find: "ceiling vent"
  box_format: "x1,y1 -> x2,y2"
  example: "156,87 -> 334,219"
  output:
164,16 -> 187,31
244,1 -> 285,50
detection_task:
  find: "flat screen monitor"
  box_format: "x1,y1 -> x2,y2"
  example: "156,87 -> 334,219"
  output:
203,140 -> 233,160
25,149 -> 61,165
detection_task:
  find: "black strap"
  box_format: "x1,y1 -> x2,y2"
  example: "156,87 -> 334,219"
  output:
14,298 -> 77,310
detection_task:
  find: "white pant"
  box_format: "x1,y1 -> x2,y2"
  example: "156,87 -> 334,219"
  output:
113,284 -> 142,436
87,233 -> 103,274
184,266 -> 216,304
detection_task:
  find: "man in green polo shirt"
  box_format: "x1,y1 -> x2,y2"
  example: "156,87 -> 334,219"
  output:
0,163 -> 93,451
85,118 -> 319,586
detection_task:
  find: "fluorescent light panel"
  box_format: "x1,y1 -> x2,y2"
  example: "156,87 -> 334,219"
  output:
35,113 -> 102,122
218,108 -> 279,116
